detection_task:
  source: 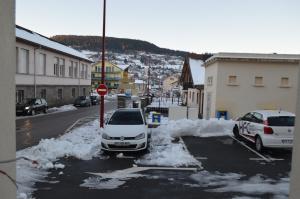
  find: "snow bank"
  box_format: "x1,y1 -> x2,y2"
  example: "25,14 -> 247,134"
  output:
48,104 -> 77,113
16,120 -> 103,199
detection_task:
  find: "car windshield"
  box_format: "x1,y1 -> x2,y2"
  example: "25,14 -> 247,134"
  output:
108,111 -> 144,125
77,96 -> 86,100
267,116 -> 295,127
18,98 -> 35,105
90,96 -> 97,99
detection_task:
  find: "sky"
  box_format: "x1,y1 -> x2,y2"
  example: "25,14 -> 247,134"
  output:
16,0 -> 300,54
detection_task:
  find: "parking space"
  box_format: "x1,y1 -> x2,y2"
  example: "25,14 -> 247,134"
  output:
31,134 -> 291,199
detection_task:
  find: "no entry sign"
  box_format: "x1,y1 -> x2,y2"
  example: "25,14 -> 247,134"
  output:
96,84 -> 108,96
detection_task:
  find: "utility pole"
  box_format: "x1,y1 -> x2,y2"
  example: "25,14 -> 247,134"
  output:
100,0 -> 106,128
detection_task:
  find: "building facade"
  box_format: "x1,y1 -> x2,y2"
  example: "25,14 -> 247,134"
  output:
16,26 -> 93,107
203,53 -> 300,119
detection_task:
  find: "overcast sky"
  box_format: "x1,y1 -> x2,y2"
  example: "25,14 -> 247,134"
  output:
16,0 -> 300,54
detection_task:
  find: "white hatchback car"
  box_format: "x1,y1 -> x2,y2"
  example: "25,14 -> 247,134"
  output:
233,110 -> 295,152
101,108 -> 148,152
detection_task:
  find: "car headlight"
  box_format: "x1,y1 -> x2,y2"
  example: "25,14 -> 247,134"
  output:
102,133 -> 111,140
25,106 -> 30,110
135,133 -> 145,140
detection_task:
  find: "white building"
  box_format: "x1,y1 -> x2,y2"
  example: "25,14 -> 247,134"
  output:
16,25 -> 93,106
203,52 -> 300,119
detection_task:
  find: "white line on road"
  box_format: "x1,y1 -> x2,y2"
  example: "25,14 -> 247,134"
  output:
195,157 -> 208,160
229,135 -> 272,162
249,158 -> 285,161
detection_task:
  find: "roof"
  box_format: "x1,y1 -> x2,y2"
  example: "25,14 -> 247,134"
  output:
205,52 -> 300,66
252,110 -> 295,119
189,58 -> 205,85
117,64 -> 129,71
16,25 -> 92,63
135,80 -> 145,84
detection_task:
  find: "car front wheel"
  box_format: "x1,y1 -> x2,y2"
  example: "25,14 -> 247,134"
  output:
233,125 -> 240,139
255,136 -> 264,152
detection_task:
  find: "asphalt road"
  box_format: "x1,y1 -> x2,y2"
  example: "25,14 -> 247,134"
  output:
16,100 -> 117,150
33,135 -> 292,199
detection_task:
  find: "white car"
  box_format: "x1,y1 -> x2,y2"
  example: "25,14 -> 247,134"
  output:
101,108 -> 149,152
233,110 -> 295,152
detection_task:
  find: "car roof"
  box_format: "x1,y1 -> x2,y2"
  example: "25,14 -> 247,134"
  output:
115,108 -> 142,112
251,110 -> 295,118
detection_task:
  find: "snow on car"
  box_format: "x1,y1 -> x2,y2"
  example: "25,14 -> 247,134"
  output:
233,110 -> 295,151
101,108 -> 149,152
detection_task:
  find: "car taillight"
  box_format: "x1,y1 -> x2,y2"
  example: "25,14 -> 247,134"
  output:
263,120 -> 268,126
264,126 -> 274,134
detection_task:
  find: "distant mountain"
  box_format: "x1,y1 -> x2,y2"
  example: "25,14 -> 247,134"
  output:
50,35 -> 189,57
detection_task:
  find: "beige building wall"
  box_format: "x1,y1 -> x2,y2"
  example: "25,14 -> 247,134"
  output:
203,62 -> 219,119
163,76 -> 178,93
204,60 -> 299,119
0,0 -> 16,198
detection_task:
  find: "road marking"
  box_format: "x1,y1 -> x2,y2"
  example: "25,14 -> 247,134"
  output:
87,166 -> 200,178
229,135 -> 272,162
195,157 -> 208,160
249,158 -> 285,161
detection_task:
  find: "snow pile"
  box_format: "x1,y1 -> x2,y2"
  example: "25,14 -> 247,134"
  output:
48,104 -> 77,113
190,171 -> 289,198
16,120 -> 103,199
161,118 -> 235,138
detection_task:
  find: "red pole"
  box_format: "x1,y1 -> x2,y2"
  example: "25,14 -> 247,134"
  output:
100,0 -> 106,128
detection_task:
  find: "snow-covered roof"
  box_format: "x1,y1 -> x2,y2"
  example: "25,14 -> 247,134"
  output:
189,58 -> 205,85
135,79 -> 145,84
16,26 -> 92,62
206,52 -> 300,66
117,64 -> 129,71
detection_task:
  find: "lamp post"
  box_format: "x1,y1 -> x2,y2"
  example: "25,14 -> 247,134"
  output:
100,0 -> 106,128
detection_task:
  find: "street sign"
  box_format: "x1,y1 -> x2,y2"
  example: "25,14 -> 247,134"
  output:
97,84 -> 108,96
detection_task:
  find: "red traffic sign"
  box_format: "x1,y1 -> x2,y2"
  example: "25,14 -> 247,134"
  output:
96,84 -> 108,96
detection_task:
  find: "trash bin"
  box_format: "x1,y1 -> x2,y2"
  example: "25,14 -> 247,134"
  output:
117,94 -> 126,108
216,110 -> 228,120
132,101 -> 139,108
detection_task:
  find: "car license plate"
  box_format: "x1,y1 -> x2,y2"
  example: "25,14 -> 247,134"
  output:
114,142 -> 130,146
282,139 -> 293,144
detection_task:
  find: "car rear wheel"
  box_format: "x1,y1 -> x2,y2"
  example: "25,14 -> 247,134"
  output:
43,108 -> 48,113
255,136 -> 264,152
233,125 -> 240,139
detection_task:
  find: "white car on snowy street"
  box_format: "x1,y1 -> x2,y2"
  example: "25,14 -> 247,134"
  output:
233,110 -> 295,152
101,108 -> 149,152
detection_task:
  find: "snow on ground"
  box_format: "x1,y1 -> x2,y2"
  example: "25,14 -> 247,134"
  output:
16,120 -> 103,199
189,171 -> 289,198
48,104 -> 77,113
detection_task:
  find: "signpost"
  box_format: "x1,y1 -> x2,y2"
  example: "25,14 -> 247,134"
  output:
100,0 -> 106,128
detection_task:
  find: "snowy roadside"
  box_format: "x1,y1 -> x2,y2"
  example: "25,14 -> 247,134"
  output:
16,104 -> 77,120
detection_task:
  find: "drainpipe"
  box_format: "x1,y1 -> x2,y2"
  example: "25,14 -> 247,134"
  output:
78,59 -> 81,95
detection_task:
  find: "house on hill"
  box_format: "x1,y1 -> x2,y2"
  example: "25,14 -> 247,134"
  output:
16,25 -> 93,107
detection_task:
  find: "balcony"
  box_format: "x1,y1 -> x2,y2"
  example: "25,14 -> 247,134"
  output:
182,82 -> 194,90
92,77 -> 121,81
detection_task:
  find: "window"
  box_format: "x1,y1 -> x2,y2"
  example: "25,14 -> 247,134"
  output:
207,76 -> 213,86
16,90 -> 24,104
192,92 -> 195,102
82,88 -> 86,96
85,65 -> 88,79
57,89 -> 63,100
38,53 -> 46,75
69,61 -> 74,77
40,89 -> 46,99
228,75 -> 237,85
72,88 -> 76,98
18,48 -> 29,74
197,93 -> 199,104
254,76 -> 263,86
16,47 -> 19,73
106,66 -> 111,72
54,57 -> 59,76
280,77 -> 289,87
59,58 -> 65,77
81,63 -> 85,78
189,91 -> 191,99
74,62 -> 78,78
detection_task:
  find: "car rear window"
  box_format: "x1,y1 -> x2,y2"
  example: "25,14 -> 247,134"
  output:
108,111 -> 144,125
267,116 -> 295,127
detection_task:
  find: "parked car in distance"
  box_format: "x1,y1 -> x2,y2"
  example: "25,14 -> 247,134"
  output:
101,108 -> 149,152
74,96 -> 91,107
90,95 -> 100,105
16,98 -> 48,116
233,110 -> 295,152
